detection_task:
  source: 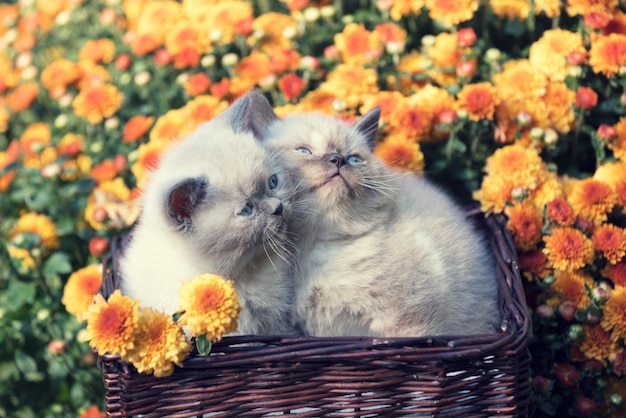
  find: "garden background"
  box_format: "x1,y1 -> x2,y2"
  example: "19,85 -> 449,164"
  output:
1,0 -> 626,416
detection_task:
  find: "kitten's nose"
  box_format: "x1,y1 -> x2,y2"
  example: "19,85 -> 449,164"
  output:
272,202 -> 284,216
326,153 -> 345,168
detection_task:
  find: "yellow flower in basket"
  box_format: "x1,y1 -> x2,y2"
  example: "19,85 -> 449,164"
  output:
177,273 -> 241,343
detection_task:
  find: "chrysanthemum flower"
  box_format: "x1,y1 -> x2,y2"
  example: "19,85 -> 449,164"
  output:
528,29 -> 585,81
609,116 -> 626,161
518,250 -> 551,281
456,82 -> 500,121
57,133 -> 84,157
546,198 -> 576,226
374,134 -> 424,172
580,324 -> 616,363
373,23 -> 407,48
9,211 -> 59,251
602,261 -> 626,286
540,81 -> 576,134
530,172 -> 565,210
134,0 -> 183,45
334,23 -> 382,64
543,227 -> 594,272
19,122 -> 51,158
278,73 -> 306,102
505,203 -> 544,251
489,0 -> 531,20
568,178 -> 616,224
200,1 -> 253,45
7,81 -> 39,112
565,0 -> 618,17
41,58 -> 79,98
534,0 -> 561,18
86,290 -> 139,357
165,22 -> 208,58
253,12 -> 298,50
426,32 -> 463,86
62,265 -> 103,320
473,174 -> 516,213
589,33 -> 626,78
149,108 -> 188,145
387,100 -> 433,142
319,64 -> 379,109
593,224 -> 626,265
361,91 -> 405,121
386,51 -> 428,94
424,0 -> 479,26
390,0 -> 425,21
548,270 -> 593,309
182,95 -> 229,129
484,144 -> 548,192
123,115 -> 154,144
177,274 -> 241,342
79,38 -> 116,64
617,181 -> 626,207
125,308 -> 192,377
601,285 -> 626,341
493,59 -> 548,102
411,85 -> 456,140
0,140 -> 19,192
72,83 -> 124,124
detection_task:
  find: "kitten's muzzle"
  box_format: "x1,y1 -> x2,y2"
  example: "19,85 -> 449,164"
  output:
272,202 -> 284,216
325,153 -> 346,168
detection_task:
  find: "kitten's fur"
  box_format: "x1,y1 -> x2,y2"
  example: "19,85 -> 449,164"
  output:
267,109 -> 500,337
120,91 -> 299,335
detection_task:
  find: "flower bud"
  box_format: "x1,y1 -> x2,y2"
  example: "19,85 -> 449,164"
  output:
530,127 -> 544,140
559,300 -> 576,321
532,376 -> 551,393
567,50 -> 586,65
574,396 -> 597,416
115,53 -> 131,71
456,28 -> 477,47
485,48 -> 501,62
536,304 -> 554,318
575,87 -> 598,110
341,15 -> 354,24
209,29 -> 223,43
435,109 -> 458,125
324,45 -> 340,61
48,340 -> 66,354
37,309 -> 50,321
544,128 -> 558,145
610,393 -> 624,407
515,111 -> 533,127
221,53 -> 239,67
201,54 -> 216,68
567,324 -> 583,340
154,49 -> 172,66
54,114 -> 68,129
303,7 -> 320,22
598,124 -> 617,141
105,117 -> 119,130
376,0 -> 393,10
89,237 -> 109,257
41,163 -> 61,178
134,71 -> 151,86
332,98 -> 347,113
421,35 -> 436,47
320,5 -> 335,17
553,362 -> 580,387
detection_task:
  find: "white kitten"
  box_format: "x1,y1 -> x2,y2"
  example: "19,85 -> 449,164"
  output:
267,109 -> 500,337
120,91 -> 300,336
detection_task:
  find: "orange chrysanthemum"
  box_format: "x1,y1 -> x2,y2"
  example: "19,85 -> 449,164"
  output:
593,224 -> 626,265
182,95 -> 229,129
456,82 -> 500,121
373,23 -> 407,47
9,211 -> 59,251
234,52 -> 272,86
427,32 -> 463,86
7,82 -> 39,112
76,61 -> 112,89
529,29 -> 585,81
565,0 -> 618,17
387,101 -> 433,142
72,83 -> 124,124
534,0 -> 561,18
278,73 -> 306,101
0,140 -> 19,192
568,178 -> 616,224
580,324 -> 616,363
41,58 -> 79,98
131,142 -> 166,190
361,91 -> 405,122
57,133 -> 84,157
200,1 -> 253,45
540,82 -> 576,134
86,290 -> 139,357
548,270 -> 593,309
593,160 -> 626,189
135,0 -> 183,46
518,250 -> 551,281
374,134 -> 424,172
473,174 -> 516,213
165,21 -> 208,57
177,274 -> 241,342
425,0 -> 479,26
62,265 -> 103,320
489,0 -> 531,20
529,172 -> 565,210
390,0 -> 425,21
493,59 -> 548,102
505,203 -> 544,251
602,261 -> 626,286
610,117 -> 626,161
149,108 -> 187,145
125,308 -> 192,377
387,51 -> 429,94
484,144 -> 548,191
123,115 -> 154,144
19,122 -> 51,158
546,198 -> 576,226
544,227 -> 594,272
79,38 -> 116,64
589,33 -> 626,77
601,285 -> 626,341
319,64 -> 379,109
334,23 -> 382,64
617,181 -> 626,206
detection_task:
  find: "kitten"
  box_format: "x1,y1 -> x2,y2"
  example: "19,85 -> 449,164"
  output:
120,90 -> 300,336
266,108 -> 500,337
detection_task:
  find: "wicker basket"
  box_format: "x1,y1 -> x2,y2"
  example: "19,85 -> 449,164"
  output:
97,208 -> 531,417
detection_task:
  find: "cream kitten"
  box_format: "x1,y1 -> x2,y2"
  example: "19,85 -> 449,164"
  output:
267,109 -> 500,337
120,91 -> 300,336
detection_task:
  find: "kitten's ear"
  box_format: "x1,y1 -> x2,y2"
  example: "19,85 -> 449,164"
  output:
166,178 -> 207,229
353,107 -> 381,151
225,89 -> 278,141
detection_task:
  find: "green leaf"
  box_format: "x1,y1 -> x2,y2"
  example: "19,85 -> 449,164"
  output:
196,334 -> 212,356
43,252 -> 72,277
14,352 -> 38,375
3,281 -> 36,313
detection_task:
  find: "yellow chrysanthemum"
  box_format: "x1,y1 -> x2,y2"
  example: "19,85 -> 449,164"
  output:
547,270 -> 594,309
319,64 -> 379,109
456,82 -> 501,121
177,274 -> 241,342
412,85 -> 456,140
374,134 -> 425,172
425,0 -> 479,27
9,212 -> 60,251
426,32 -> 463,87
62,265 -> 103,320
534,0 -> 561,18
484,144 -> 548,191
197,1 -> 253,45
568,178 -> 616,224
389,0 -> 425,21
593,224 -> 626,265
79,38 -> 116,64
543,227 -> 595,272
540,81 -> 576,134
580,324 -> 616,363
493,59 -> 548,102
131,141 -> 168,190
387,98 -> 433,142
610,117 -> 626,161
601,285 -> 626,341
589,33 -> 626,78
334,23 -> 382,65
252,11 -> 297,50
181,95 -> 229,129
7,245 -> 35,271
19,122 -> 51,158
72,83 -> 124,124
386,50 -> 428,94
489,0 -> 531,20
594,160 -> 626,188
125,308 -> 192,377
529,171 -> 565,209
473,174 -> 516,213
528,29 -> 585,81
86,290 -> 139,357
135,0 -> 183,46
565,0 -> 618,17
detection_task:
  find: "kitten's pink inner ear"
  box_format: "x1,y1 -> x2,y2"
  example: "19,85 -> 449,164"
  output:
170,188 -> 194,219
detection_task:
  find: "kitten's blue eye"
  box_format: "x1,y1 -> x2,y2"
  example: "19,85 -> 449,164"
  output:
238,203 -> 254,216
296,147 -> 312,155
347,155 -> 363,164
268,174 -> 278,189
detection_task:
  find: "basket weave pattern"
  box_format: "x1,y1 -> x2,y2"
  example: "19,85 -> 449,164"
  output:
98,210 -> 531,417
